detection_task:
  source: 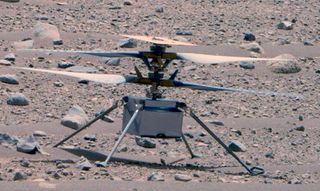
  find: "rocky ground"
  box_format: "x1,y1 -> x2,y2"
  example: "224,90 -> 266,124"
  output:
0,0 -> 320,189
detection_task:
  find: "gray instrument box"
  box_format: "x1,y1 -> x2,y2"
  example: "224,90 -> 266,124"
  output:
122,96 -> 183,138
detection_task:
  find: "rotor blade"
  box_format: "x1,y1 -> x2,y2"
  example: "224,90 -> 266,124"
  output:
176,53 -> 289,64
18,49 -> 142,58
121,35 -> 196,46
172,81 -> 302,99
13,67 -> 130,84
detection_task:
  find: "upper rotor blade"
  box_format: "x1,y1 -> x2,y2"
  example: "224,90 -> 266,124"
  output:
121,35 -> 196,46
19,49 -> 142,58
13,67 -> 128,84
173,81 -> 302,99
176,53 -> 289,64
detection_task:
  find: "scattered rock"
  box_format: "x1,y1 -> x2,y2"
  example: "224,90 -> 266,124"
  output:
105,58 -> 121,66
7,93 -> 29,106
176,31 -> 193,36
61,105 -> 89,130
118,38 -> 137,48
84,134 -> 96,141
13,171 -> 27,181
33,130 -> 47,137
19,159 -> 30,167
155,5 -> 164,13
240,42 -> 264,54
53,39 -> 63,45
239,62 -> 255,69
33,23 -> 60,40
174,174 -> 192,182
123,0 -> 132,5
147,172 -> 164,181
58,62 -> 75,69
76,156 -> 92,171
0,59 -> 11,66
135,136 -> 156,148
16,135 -> 38,154
0,75 -> 19,84
243,32 -> 256,41
294,125 -> 305,132
209,120 -> 224,126
268,54 -> 301,74
277,21 -> 293,30
288,178 -> 302,184
228,140 -> 247,152
265,151 -> 274,159
4,53 -> 16,62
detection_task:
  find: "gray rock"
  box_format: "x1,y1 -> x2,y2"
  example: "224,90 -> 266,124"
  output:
155,5 -> 164,13
33,23 -> 60,40
105,58 -> 121,66
119,145 -> 128,152
7,93 -> 29,106
0,59 -> 11,66
53,81 -> 64,87
239,62 -> 255,69
288,178 -> 302,184
228,140 -> 247,152
0,133 -> 19,145
33,130 -> 47,137
67,66 -> 98,73
277,21 -> 293,30
174,174 -> 192,182
16,135 -> 38,154
118,38 -> 137,48
265,151 -> 274,159
53,39 -> 63,45
147,172 -> 164,181
135,136 -> 156,148
268,54 -> 301,74
58,62 -> 75,69
294,125 -> 305,132
244,32 -> 256,41
76,156 -> 92,171
0,75 -> 19,84
34,15 -> 49,20
303,39 -> 314,46
123,0 -> 132,5
84,134 -> 96,141
240,42 -> 264,53
4,53 -> 16,62
20,159 -> 30,167
184,65 -> 197,71
13,171 -> 27,181
61,105 -> 89,130
209,120 -> 224,126
176,31 -> 193,36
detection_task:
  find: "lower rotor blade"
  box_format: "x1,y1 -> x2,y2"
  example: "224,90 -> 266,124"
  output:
176,53 -> 289,64
173,81 -> 302,99
18,49 -> 142,58
13,67 -> 128,84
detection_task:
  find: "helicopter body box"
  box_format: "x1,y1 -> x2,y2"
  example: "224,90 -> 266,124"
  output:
122,96 -> 183,138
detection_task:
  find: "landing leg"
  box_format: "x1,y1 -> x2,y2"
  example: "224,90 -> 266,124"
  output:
97,105 -> 142,167
181,134 -> 200,158
183,106 -> 264,176
54,101 -> 121,148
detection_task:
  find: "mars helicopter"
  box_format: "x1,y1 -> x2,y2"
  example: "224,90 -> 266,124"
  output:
16,35 -> 299,176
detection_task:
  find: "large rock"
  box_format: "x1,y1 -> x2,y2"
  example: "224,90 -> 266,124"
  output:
76,156 -> 92,171
16,135 -> 38,154
4,53 -> 16,62
240,42 -> 264,54
147,172 -> 164,181
277,21 -> 293,30
61,105 -> 89,130
0,59 -> 11,66
135,136 -> 156,148
118,38 -> 137,48
0,0 -> 20,2
33,23 -> 60,40
67,66 -> 98,73
7,93 -> 29,106
0,133 -> 19,145
174,174 -> 192,182
228,140 -> 247,152
268,54 -> 301,74
0,75 -> 19,84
